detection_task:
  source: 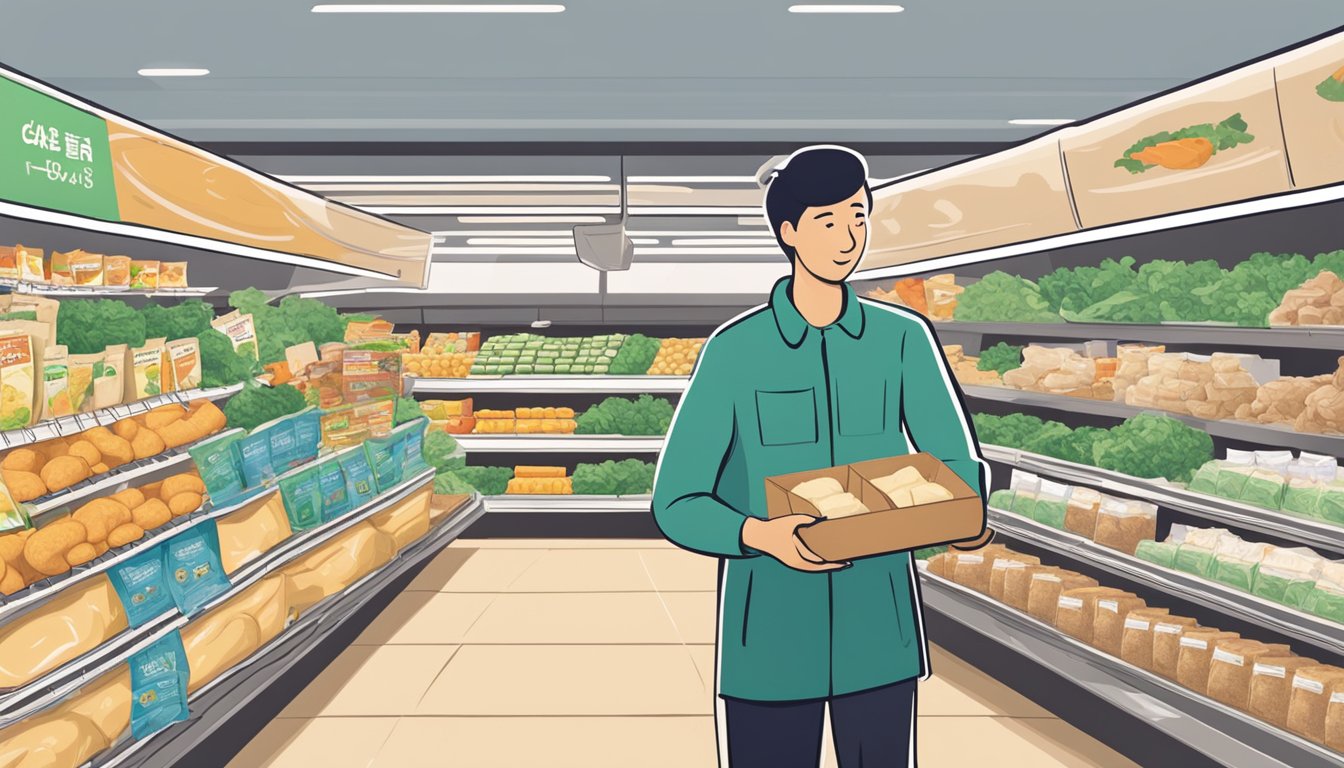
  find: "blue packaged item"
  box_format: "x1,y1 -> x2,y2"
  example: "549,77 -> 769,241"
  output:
130,631 -> 190,740
363,433 -> 406,494
290,408 -> 322,467
233,429 -> 276,491
163,520 -> 231,615
266,420 -> 302,474
108,545 -> 174,628
338,449 -> 377,508
279,466 -> 324,531
187,430 -> 247,505
317,457 -> 352,522
398,418 -> 430,475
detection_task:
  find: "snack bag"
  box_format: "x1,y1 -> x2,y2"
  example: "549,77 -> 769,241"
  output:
40,344 -> 72,421
278,465 -> 323,531
163,520 -> 231,614
167,338 -> 202,391
188,429 -> 248,505
1134,538 -> 1180,569
1032,479 -> 1071,530
129,260 -> 160,290
364,432 -> 407,493
69,251 -> 104,286
16,245 -> 44,284
210,310 -> 260,361
0,246 -> 17,280
67,352 -> 100,414
127,338 -> 168,399
1212,538 -> 1273,593
95,344 -> 126,410
1187,460 -> 1222,495
1007,470 -> 1041,520
108,545 -> 174,628
46,250 -> 74,285
338,449 -> 377,508
103,256 -> 132,287
0,330 -> 40,429
317,456 -> 352,522
130,630 -> 190,740
159,262 -> 188,289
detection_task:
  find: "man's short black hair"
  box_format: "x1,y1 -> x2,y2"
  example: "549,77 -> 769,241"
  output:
763,146 -> 873,261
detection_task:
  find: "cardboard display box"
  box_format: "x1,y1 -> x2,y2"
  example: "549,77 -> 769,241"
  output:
765,453 -> 987,562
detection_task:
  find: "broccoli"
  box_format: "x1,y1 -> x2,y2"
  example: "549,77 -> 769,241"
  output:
57,299 -> 146,354
609,334 -> 661,375
141,300 -> 215,340
222,382 -> 307,432
976,343 -> 1024,376
453,466 -> 514,496
423,431 -> 464,473
573,459 -> 656,495
433,471 -> 477,495
227,289 -> 347,364
394,396 -> 423,425
198,328 -> 261,388
576,395 -> 675,436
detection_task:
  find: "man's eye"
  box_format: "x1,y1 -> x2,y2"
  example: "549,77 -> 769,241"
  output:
855,221 -> 865,228
825,223 -> 835,229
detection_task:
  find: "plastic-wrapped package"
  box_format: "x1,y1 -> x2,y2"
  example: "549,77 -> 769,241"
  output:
1303,580 -> 1344,624
0,577 -> 128,689
1174,527 -> 1234,578
1175,628 -> 1240,694
1135,539 -> 1180,569
1250,655 -> 1320,730
1150,616 -> 1201,679
988,553 -> 1040,602
1318,471 -> 1344,525
1214,450 -> 1257,500
1032,479 -> 1071,529
987,488 -> 1017,511
1207,639 -> 1291,712
1287,665 -> 1344,744
1187,460 -> 1222,495
1093,497 -> 1157,555
1090,591 -> 1146,655
1251,547 -> 1325,607
1063,486 -> 1102,538
1006,470 -> 1041,521
1026,570 -> 1097,624
181,574 -> 287,694
1211,538 -> 1274,592
1118,607 -> 1171,671
1053,586 -> 1115,644
0,665 -> 130,768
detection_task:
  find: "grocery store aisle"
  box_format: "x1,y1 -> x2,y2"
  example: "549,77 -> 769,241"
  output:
230,539 -> 1139,768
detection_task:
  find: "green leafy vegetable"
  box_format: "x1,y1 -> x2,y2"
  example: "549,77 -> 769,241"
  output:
913,546 -> 947,560
198,329 -> 260,388
976,343 -> 1023,376
1037,257 -> 1141,314
953,273 -> 1062,324
394,397 -> 423,425
433,471 -> 477,495
1093,413 -> 1213,484
228,289 -> 346,365
454,466 -> 514,496
56,299 -> 146,354
572,459 -> 657,496
141,300 -> 215,340
1115,113 -> 1255,174
222,382 -> 307,432
608,334 -> 662,375
423,431 -> 464,473
576,395 -> 675,436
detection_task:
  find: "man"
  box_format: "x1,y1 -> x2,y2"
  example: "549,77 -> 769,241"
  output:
652,145 -> 990,768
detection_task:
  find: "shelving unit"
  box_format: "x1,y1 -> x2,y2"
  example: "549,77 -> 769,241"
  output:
0,383 -> 244,450
934,321 -> 1344,350
453,435 -> 664,453
483,495 -> 652,513
409,376 -> 690,394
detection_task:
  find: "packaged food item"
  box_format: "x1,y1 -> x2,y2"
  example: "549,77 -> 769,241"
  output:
210,310 -> 260,361
158,262 -> 188,289
279,466 -> 323,532
126,338 -> 168,399
129,630 -> 190,740
364,431 -> 407,493
319,398 -> 395,450
263,416 -> 302,472
66,352 -> 100,414
1091,591 -> 1146,656
1327,688 -> 1344,752
1250,655 -> 1319,729
1093,497 -> 1157,555
0,322 -> 47,429
1118,607 -> 1171,671
7,295 -> 58,343
398,418 -> 430,475
1053,586 -> 1114,644
102,255 -> 131,287
370,482 -> 432,550
1027,570 -> 1097,624
216,492 -> 291,575
94,344 -> 126,410
342,350 -> 403,404
290,408 -> 322,467
1207,639 -> 1290,712
1002,564 -> 1054,612
1287,665 -> 1344,744
317,456 -> 352,522
1134,538 -> 1180,569
1214,450 -> 1257,500
989,553 -> 1039,602
166,338 -> 201,391
0,477 -> 28,534
46,250 -> 74,286
1149,616 -> 1200,678
162,520 -> 231,615
344,318 -> 396,343
1030,480 -> 1070,529
232,428 -> 276,492
1175,628 -> 1240,693
1211,538 -> 1274,592
1006,470 -> 1041,520
338,449 -> 378,509
41,344 -> 73,421
0,577 -> 129,689
181,574 -> 286,694
1063,486 -> 1102,539
1303,580 -> 1344,624
129,260 -> 159,290
0,246 -> 17,280
188,429 -> 247,505
14,245 -> 43,284
926,552 -> 950,578
1174,526 -> 1230,578
281,522 -> 395,618
423,332 -> 481,354
987,488 -> 1016,511
69,252 -> 104,287
107,545 -> 174,628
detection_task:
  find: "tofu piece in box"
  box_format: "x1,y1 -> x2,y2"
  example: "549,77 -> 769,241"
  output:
765,453 -> 986,562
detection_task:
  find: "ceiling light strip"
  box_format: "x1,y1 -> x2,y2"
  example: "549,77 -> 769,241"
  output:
626,176 -> 761,184
670,238 -> 779,246
365,206 -> 619,215
788,4 -> 904,13
311,4 -> 565,13
457,216 -> 608,223
280,175 -> 610,183
137,68 -> 210,77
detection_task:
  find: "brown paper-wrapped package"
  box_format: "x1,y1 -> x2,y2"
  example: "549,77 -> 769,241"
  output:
1026,570 -> 1097,625
1175,629 -> 1240,693
1249,655 -> 1318,730
1152,617 -> 1202,680
1206,639 -> 1290,711
1053,587 -> 1119,645
951,546 -> 1007,594
1091,592 -> 1147,656
926,552 -> 950,578
1003,564 -> 1054,612
1118,607 -> 1172,671
181,575 -> 288,694
988,553 -> 1040,603
1326,687 -> 1344,752
1287,666 -> 1344,744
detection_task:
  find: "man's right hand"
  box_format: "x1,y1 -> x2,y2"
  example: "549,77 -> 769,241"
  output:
742,515 -> 850,572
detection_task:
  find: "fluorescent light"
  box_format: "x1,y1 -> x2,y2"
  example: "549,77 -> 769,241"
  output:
433,247 -> 576,255
634,247 -> 781,256
366,206 -> 618,215
630,238 -> 659,245
467,237 -> 573,246
628,206 -> 765,216
627,230 -> 769,237
138,68 -> 209,77
1009,118 -> 1074,126
789,4 -> 904,13
457,216 -> 607,224
434,230 -> 573,237
627,176 -> 760,184
312,4 -> 564,12
671,238 -> 779,246
281,175 -> 608,183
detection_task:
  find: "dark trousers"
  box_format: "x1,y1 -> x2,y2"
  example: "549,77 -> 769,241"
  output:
723,678 -> 917,768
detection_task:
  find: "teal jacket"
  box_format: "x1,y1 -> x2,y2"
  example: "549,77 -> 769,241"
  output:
652,277 -> 987,702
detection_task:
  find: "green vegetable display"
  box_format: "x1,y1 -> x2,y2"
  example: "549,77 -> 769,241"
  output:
433,471 -> 477,495
394,396 -> 423,426
576,395 -> 675,436
1037,257 -> 1140,316
228,288 -> 346,365
423,431 -> 465,473
1317,70 -> 1344,102
454,466 -> 514,496
572,459 -> 656,496
141,301 -> 215,340
975,343 -> 1024,377
608,334 -> 662,375
197,329 -> 260,388
56,299 -> 146,354
222,382 -> 307,432
1114,113 -> 1254,174
470,333 -> 628,376
913,546 -> 947,560
952,273 -> 1062,324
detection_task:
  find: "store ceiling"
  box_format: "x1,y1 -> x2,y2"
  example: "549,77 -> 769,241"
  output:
0,1 -> 1340,145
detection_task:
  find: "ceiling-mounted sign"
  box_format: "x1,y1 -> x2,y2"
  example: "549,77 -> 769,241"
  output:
0,77 -> 118,221
1274,31 -> 1344,191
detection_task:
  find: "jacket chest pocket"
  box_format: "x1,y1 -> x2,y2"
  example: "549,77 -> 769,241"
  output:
755,388 -> 818,446
837,378 -> 887,436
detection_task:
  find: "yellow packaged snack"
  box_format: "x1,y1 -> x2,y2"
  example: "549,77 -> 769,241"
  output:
96,345 -> 126,410
0,246 -> 17,280
67,353 -> 100,414
0,321 -> 47,430
47,251 -> 74,286
16,246 -> 44,284
159,262 -> 188,289
69,252 -> 104,286
103,256 -> 131,287
167,338 -> 201,391
41,345 -> 73,421
129,260 -> 159,290
126,338 -> 167,400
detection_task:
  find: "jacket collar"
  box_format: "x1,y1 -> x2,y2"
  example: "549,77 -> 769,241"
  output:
770,276 -> 865,348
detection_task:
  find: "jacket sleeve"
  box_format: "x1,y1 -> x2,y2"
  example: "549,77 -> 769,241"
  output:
899,316 -> 990,506
652,338 -> 755,558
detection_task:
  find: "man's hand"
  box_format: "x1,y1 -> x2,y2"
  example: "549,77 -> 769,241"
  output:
742,515 -> 850,572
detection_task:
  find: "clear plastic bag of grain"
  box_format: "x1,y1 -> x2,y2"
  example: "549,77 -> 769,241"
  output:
926,552 -> 951,578
1119,607 -> 1175,671
1207,639 -> 1290,712
1287,665 -> 1344,745
989,553 -> 1040,602
1003,564 -> 1056,612
1054,587 -> 1121,645
1026,570 -> 1097,625
1176,629 -> 1241,694
1151,618 -> 1201,680
951,545 -> 1006,594
1093,497 -> 1158,556
1249,655 -> 1318,730
1063,486 -> 1102,539
1091,591 -> 1147,656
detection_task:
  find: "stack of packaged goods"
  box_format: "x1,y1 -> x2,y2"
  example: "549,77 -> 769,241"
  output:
866,274 -> 963,321
1187,449 -> 1344,520
1001,344 -> 1117,400
942,345 -> 1001,386
469,334 -> 628,376
401,331 -> 479,380
419,399 -> 476,435
0,244 -> 191,290
473,408 -> 577,435
1270,271 -> 1344,326
505,466 -> 573,495
1123,352 -> 1275,420
991,469 -> 1157,555
923,544 -> 1344,753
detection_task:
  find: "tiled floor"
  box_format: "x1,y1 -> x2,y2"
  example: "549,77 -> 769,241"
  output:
230,539 -> 1139,768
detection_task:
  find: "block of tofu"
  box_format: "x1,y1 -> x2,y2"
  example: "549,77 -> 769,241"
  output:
885,487 -> 915,508
815,492 -> 870,519
0,576 -> 128,689
873,466 -> 925,496
911,482 -> 955,505
216,492 -> 292,574
792,477 -> 845,503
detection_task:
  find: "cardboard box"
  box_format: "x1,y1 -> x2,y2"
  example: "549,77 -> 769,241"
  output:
765,453 -> 986,562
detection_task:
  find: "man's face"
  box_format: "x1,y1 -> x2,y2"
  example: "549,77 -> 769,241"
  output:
780,187 -> 869,283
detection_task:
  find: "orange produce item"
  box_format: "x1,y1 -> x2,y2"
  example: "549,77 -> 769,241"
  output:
1129,137 -> 1214,170
894,278 -> 928,314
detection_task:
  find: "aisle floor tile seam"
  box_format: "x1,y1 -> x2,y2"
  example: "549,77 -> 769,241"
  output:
414,645 -> 467,711
640,551 -> 713,694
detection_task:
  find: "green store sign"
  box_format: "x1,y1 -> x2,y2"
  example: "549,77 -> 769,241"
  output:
0,75 -> 119,221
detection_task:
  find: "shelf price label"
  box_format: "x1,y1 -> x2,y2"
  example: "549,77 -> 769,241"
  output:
0,76 -> 118,221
